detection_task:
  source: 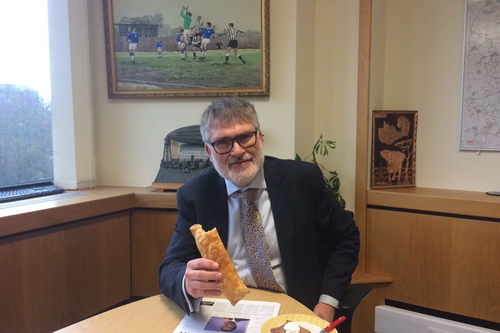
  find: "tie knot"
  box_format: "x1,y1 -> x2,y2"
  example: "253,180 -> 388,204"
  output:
238,188 -> 257,203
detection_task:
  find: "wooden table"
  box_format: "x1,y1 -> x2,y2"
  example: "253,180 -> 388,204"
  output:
55,289 -> 316,332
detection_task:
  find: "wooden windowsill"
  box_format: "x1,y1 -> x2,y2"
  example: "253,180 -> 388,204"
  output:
0,186 -> 177,238
368,187 -> 500,219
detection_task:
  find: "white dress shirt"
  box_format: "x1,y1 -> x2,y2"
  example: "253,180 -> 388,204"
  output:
182,169 -> 339,311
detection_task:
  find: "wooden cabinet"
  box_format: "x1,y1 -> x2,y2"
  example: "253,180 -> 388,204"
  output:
131,209 -> 178,297
366,208 -> 500,323
0,211 -> 131,333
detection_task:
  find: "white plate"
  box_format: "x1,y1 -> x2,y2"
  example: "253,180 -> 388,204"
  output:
261,314 -> 336,333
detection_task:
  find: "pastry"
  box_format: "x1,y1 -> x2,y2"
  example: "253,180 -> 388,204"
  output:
270,320 -> 311,333
190,224 -> 250,306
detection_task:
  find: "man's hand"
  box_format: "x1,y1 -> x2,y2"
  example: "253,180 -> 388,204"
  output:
185,258 -> 223,299
313,303 -> 335,323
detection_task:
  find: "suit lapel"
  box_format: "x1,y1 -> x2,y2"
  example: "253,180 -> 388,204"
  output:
264,158 -> 294,292
205,174 -> 230,249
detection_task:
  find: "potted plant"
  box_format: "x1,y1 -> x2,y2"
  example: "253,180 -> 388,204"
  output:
295,135 -> 345,208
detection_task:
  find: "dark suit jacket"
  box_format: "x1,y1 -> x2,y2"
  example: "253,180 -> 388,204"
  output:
159,156 -> 359,313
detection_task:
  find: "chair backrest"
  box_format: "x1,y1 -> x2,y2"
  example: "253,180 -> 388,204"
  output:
336,284 -> 372,333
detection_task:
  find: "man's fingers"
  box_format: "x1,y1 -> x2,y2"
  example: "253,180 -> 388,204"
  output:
189,280 -> 223,291
185,269 -> 222,282
199,289 -> 223,297
186,281 -> 223,299
189,288 -> 223,299
185,258 -> 224,299
187,258 -> 219,271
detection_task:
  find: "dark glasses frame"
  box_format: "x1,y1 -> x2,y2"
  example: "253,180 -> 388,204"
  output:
209,131 -> 259,154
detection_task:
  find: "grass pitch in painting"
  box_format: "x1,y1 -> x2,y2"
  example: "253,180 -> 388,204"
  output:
115,50 -> 261,91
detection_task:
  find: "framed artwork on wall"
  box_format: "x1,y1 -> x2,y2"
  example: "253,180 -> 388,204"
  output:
371,111 -> 418,189
102,0 -> 270,98
460,0 -> 500,151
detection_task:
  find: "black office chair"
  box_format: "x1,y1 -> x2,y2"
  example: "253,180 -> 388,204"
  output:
335,284 -> 372,333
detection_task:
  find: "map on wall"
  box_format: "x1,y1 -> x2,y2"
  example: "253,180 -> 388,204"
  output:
460,0 -> 500,151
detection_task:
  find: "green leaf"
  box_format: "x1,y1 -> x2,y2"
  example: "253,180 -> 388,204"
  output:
319,133 -> 323,139
332,178 -> 340,192
339,196 -> 346,208
295,154 -> 302,161
314,142 -> 320,154
313,140 -> 320,151
330,170 -> 338,177
326,140 -> 337,149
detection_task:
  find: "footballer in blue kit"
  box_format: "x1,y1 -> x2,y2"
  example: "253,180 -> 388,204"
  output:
126,27 -> 139,62
156,40 -> 163,58
200,22 -> 217,59
176,29 -> 187,60
126,27 -> 139,63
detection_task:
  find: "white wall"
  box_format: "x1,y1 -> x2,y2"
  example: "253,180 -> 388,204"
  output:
294,0 -> 316,159
382,0 -> 500,192
314,0 -> 360,211
87,0 -> 300,187
49,0 -> 95,190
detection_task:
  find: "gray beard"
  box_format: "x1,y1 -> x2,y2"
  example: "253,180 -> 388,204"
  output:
212,151 -> 264,187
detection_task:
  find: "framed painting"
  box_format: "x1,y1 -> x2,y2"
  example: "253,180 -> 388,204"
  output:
102,0 -> 270,98
371,111 -> 418,189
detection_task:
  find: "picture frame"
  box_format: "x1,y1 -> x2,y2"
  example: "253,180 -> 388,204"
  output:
371,110 -> 418,189
459,0 -> 500,151
102,0 -> 270,98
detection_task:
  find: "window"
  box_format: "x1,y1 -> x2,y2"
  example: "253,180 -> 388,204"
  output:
0,1 -> 53,188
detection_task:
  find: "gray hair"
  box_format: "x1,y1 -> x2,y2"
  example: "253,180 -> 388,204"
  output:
200,98 -> 260,143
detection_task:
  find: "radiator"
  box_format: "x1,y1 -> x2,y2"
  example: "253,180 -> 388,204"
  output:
375,306 -> 499,333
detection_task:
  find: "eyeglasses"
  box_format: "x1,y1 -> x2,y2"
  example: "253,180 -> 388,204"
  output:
209,131 -> 258,154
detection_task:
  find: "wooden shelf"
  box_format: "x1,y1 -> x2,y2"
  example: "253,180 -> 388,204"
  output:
368,187 -> 500,219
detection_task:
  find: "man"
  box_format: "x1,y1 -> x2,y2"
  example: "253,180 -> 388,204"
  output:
216,41 -> 223,55
221,318 -> 237,332
126,27 -> 139,63
191,15 -> 205,44
180,5 -> 192,50
200,22 -> 217,59
177,29 -> 186,60
223,23 -> 246,64
191,36 -> 202,60
159,98 -> 359,323
156,39 -> 162,58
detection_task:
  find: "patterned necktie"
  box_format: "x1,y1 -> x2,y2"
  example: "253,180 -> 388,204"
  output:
238,188 -> 284,293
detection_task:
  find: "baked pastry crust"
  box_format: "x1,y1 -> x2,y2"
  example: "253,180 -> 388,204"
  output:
190,224 -> 250,306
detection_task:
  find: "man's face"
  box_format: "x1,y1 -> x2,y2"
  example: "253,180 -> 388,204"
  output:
205,121 -> 264,187
221,319 -> 237,331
